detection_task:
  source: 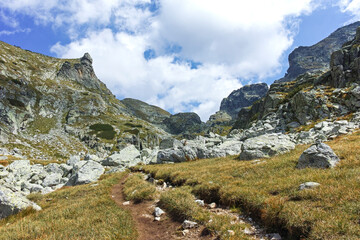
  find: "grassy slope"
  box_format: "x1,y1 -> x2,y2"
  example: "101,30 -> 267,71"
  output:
138,131 -> 360,240
0,172 -> 137,240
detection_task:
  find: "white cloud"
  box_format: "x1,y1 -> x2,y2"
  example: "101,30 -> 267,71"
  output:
1,0 -> 320,120
337,0 -> 360,21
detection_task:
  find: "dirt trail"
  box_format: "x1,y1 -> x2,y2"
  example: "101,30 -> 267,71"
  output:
111,176 -> 214,240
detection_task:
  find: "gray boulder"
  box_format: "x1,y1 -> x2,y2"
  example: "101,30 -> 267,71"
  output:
239,134 -> 295,160
159,138 -> 183,150
296,142 -> 340,169
0,185 -> 41,219
42,173 -> 63,187
69,160 -> 105,185
102,145 -> 140,167
67,155 -> 81,166
44,163 -> 63,176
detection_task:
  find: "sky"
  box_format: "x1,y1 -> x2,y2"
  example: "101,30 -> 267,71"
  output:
0,0 -> 360,121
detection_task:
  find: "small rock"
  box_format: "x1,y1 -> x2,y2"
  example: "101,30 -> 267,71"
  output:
182,229 -> 190,236
182,220 -> 198,229
268,233 -> 282,240
123,201 -> 130,206
299,182 -> 320,190
154,217 -> 161,221
244,227 -> 253,235
195,199 -> 205,206
227,230 -> 235,236
208,202 -> 216,209
154,207 -> 165,217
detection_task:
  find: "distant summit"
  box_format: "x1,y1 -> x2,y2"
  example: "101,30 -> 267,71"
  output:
278,21 -> 360,82
219,83 -> 268,119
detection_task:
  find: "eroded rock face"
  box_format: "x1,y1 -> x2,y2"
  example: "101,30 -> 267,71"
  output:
297,142 -> 340,169
220,83 -> 268,119
162,112 -> 204,135
239,134 -> 295,160
279,21 -> 360,83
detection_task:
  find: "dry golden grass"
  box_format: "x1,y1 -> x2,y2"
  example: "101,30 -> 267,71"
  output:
123,173 -> 157,202
159,187 -> 253,239
0,172 -> 137,240
138,131 -> 360,239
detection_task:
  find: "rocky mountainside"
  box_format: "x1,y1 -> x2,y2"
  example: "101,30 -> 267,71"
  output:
219,83 -> 269,119
233,26 -> 360,138
278,21 -> 360,82
0,41 -> 169,159
121,98 -> 171,126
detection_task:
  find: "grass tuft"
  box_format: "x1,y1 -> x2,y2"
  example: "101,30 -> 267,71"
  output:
123,173 -> 156,203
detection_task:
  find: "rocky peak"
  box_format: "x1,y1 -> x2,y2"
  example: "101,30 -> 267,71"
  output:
80,52 -> 93,65
220,83 -> 268,119
278,21 -> 360,83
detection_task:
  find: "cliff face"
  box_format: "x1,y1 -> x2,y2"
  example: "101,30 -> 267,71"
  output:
233,26 -> 360,132
0,41 -> 169,159
219,83 -> 269,119
278,21 -> 360,83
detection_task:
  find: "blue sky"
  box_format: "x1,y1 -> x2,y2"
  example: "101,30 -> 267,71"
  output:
0,0 -> 359,120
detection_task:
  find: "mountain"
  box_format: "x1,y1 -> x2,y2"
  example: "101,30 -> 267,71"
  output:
121,98 -> 171,125
233,26 -> 360,132
0,41 -> 169,159
219,83 -> 269,119
278,21 -> 360,82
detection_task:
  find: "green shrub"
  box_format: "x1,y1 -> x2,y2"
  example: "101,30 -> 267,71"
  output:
7,98 -> 25,108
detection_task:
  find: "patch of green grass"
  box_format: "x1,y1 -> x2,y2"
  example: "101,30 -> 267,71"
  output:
89,123 -> 116,140
159,187 -> 252,239
7,98 -> 25,108
123,173 -> 156,203
0,173 -> 137,240
139,132 -> 360,239
28,116 -> 57,134
89,123 -> 114,131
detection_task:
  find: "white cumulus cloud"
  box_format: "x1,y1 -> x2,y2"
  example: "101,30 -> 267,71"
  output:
1,0 -> 322,120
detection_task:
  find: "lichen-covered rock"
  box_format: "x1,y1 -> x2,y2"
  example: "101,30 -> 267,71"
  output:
70,160 -> 104,185
0,185 -> 41,219
102,145 -> 140,167
297,142 -> 340,169
239,134 -> 295,160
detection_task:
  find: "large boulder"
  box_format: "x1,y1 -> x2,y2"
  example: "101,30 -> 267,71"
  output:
0,185 -> 41,219
159,138 -> 183,150
69,160 -> 105,185
239,134 -> 295,160
296,142 -> 340,169
102,145 -> 141,167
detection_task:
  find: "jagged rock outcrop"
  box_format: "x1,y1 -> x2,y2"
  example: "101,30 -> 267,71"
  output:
219,83 -> 269,119
0,41 -> 169,159
121,98 -> 171,126
279,21 -> 360,82
233,25 -> 360,133
162,112 -> 204,135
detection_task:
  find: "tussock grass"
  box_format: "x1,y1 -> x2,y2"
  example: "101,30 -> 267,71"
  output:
0,173 -> 137,240
139,131 -> 360,239
159,187 -> 252,239
123,173 -> 156,203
